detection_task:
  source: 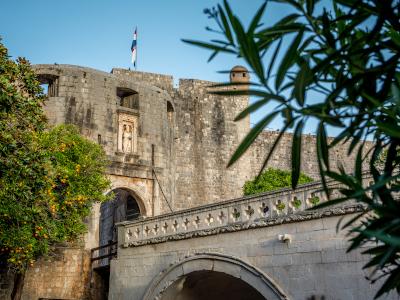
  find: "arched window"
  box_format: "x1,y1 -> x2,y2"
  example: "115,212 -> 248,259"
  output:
126,195 -> 141,221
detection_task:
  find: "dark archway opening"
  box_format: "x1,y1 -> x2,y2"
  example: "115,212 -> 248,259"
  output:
92,189 -> 142,300
161,270 -> 266,300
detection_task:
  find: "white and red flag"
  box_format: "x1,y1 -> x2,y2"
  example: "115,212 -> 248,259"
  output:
131,28 -> 137,67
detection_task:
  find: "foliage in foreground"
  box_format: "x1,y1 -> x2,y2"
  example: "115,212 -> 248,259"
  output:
243,168 -> 314,196
0,38 -> 112,274
0,37 -> 51,271
184,0 -> 400,298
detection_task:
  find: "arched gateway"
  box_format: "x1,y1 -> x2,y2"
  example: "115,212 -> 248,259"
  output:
84,175 -> 152,250
143,253 -> 289,300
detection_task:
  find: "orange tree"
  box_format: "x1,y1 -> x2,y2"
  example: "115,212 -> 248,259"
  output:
0,39 -> 111,299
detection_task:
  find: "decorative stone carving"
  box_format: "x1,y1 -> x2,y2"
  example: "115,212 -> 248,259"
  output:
118,112 -> 138,154
172,220 -> 179,232
126,229 -> 132,240
123,204 -> 369,248
134,228 -> 140,238
217,211 -> 226,224
193,216 -> 201,228
162,222 -> 168,234
122,124 -> 133,152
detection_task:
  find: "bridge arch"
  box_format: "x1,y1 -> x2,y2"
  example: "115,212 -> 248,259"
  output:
143,252 -> 290,300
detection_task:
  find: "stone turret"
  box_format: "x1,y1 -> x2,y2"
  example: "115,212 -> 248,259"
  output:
230,65 -> 249,91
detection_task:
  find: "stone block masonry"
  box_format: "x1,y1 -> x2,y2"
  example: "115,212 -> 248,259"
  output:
14,63 -> 381,300
111,173 -> 393,300
21,248 -> 92,300
33,64 -> 375,216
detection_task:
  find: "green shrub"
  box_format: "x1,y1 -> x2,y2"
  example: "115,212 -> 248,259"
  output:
243,168 -> 314,196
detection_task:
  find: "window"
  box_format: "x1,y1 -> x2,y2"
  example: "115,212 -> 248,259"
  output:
37,74 -> 59,97
167,101 -> 174,123
117,87 -> 139,109
151,144 -> 155,166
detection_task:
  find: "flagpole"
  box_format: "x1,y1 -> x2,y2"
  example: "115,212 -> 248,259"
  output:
135,27 -> 137,71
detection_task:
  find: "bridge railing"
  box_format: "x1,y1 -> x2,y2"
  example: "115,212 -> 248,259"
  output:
117,173 -> 374,248
91,241 -> 118,269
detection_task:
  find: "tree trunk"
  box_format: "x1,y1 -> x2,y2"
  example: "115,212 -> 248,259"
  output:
11,271 -> 25,300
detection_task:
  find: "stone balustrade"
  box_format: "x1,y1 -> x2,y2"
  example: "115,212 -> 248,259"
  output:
117,173 -> 374,248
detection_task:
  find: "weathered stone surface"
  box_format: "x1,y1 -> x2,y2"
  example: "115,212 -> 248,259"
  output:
21,248 -> 92,300
1,64 -> 378,300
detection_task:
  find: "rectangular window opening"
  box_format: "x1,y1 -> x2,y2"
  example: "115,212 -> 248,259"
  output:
151,144 -> 155,166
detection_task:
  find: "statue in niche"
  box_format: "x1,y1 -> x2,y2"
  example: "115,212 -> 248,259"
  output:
122,124 -> 132,153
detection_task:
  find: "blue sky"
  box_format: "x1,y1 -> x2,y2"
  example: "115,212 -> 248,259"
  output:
1,0 -> 341,136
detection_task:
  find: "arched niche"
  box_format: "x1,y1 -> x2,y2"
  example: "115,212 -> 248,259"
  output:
143,252 -> 289,300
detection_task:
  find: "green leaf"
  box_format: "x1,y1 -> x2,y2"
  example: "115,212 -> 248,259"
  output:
235,95 -> 281,121
228,112 -> 279,167
218,4 -> 233,44
292,120 -> 304,188
214,90 -> 285,103
293,60 -> 311,106
306,0 -> 316,15
376,122 -> 400,139
257,23 -> 306,38
276,27 -> 305,90
317,123 -> 330,171
355,145 -> 363,182
248,2 -> 267,34
181,40 -> 236,55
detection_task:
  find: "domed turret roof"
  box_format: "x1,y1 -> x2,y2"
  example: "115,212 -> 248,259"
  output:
230,65 -> 248,72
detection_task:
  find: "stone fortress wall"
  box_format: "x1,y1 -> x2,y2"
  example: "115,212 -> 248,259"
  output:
33,64 -> 374,218
111,66 -> 375,212
0,64 -> 376,300
29,63 -> 376,263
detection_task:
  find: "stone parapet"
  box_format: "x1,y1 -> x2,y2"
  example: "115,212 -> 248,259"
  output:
117,173 -> 373,248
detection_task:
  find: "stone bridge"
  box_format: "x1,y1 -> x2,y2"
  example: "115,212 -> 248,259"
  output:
108,174 -> 392,300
